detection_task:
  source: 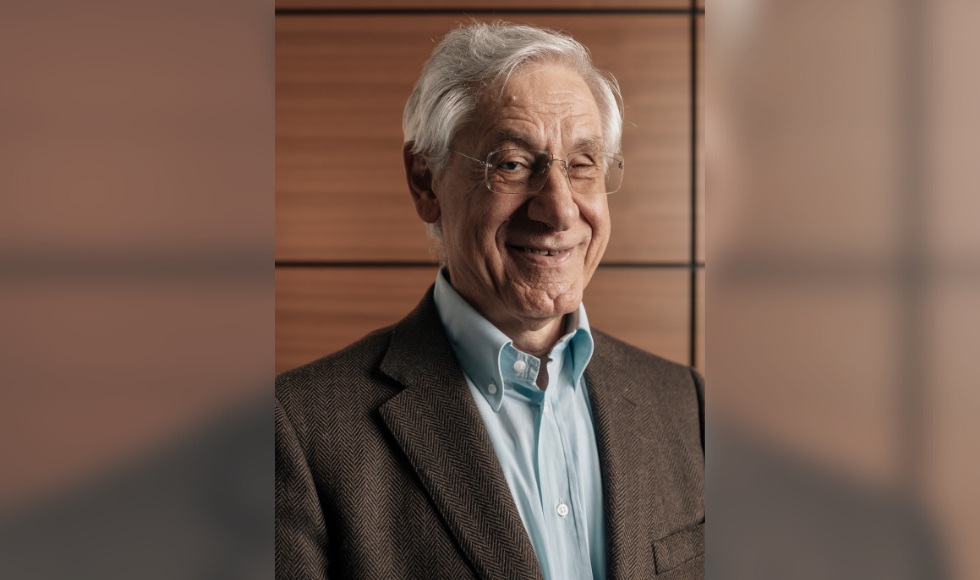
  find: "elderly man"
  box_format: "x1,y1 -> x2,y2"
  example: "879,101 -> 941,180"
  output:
276,22 -> 704,580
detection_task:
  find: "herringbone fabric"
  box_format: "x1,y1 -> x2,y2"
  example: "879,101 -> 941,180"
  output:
276,286 -> 705,580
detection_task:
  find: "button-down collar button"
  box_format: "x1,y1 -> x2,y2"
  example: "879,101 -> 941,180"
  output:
488,383 -> 497,394
556,503 -> 569,517
513,360 -> 526,372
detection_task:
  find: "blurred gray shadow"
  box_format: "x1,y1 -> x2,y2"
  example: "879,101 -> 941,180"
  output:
0,396 -> 272,580
708,418 -> 947,580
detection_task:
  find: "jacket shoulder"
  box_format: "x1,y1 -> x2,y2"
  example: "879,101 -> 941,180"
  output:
277,325 -> 393,383
591,328 -> 705,449
591,328 -> 701,388
275,325 -> 398,436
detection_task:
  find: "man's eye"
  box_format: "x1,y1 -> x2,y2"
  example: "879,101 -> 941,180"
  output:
568,154 -> 597,168
498,160 -> 528,171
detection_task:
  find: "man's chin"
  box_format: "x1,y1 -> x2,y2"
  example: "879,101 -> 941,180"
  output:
510,290 -> 582,323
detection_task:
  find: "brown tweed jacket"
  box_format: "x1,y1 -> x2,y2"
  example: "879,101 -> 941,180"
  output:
276,287 -> 705,580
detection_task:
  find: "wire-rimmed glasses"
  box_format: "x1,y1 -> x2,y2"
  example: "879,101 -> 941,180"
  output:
449,147 -> 625,195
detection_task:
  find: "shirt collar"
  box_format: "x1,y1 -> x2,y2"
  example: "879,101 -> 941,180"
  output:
433,267 -> 594,412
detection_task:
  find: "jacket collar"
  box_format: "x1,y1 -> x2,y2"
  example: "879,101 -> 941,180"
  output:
583,330 -> 646,580
377,286 -> 543,580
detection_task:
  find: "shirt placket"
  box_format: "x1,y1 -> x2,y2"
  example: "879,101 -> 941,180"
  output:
552,361 -> 593,571
538,347 -> 591,580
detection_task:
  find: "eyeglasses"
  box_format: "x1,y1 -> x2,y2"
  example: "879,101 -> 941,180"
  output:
448,147 -> 625,195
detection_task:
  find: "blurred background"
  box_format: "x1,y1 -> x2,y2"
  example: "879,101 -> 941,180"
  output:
0,0 -> 273,577
708,0 -> 979,578
2,0 -> 978,578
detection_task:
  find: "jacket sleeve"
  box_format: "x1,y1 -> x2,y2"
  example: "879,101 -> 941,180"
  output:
691,368 -> 705,455
276,396 -> 329,580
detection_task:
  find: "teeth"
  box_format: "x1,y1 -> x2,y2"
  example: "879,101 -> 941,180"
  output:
524,247 -> 563,256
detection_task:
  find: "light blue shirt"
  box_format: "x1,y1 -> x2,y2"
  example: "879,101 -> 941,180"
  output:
433,269 -> 606,580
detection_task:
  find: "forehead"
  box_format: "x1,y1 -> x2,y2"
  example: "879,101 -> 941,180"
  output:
467,63 -> 603,150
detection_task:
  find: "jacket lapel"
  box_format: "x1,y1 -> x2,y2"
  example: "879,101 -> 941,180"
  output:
585,331 -> 648,580
377,288 -> 542,580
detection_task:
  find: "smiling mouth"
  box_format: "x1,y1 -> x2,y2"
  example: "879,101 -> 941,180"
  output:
518,246 -> 569,257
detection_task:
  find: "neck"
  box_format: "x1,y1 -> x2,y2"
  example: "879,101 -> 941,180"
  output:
442,268 -> 569,358
495,315 -> 566,358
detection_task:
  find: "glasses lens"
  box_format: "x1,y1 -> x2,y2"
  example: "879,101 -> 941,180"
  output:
486,149 -> 546,194
566,151 -> 609,193
485,149 -> 624,194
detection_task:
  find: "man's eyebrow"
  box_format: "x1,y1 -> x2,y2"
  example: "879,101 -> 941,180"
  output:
483,131 -> 606,152
486,130 -> 534,151
572,136 -> 605,151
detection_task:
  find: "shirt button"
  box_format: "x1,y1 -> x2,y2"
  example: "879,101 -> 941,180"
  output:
556,503 -> 569,517
513,360 -> 526,372
488,383 -> 497,394
542,404 -> 550,414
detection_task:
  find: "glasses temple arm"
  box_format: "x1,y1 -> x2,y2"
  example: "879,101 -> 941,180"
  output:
447,147 -> 488,167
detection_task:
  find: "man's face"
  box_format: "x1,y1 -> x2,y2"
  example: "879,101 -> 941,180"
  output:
432,63 -> 611,331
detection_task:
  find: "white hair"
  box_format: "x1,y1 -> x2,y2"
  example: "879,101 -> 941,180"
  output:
402,21 -> 624,255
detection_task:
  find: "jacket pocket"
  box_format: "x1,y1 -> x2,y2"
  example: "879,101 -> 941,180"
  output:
652,522 -> 704,575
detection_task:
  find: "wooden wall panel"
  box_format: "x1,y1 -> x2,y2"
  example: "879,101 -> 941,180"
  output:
276,14 -> 690,263
277,266 -> 689,373
276,267 -> 437,373
583,268 -> 690,366
277,1 -> 689,10
276,17 -> 432,263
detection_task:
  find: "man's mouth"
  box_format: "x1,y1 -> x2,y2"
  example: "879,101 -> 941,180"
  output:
521,247 -> 568,256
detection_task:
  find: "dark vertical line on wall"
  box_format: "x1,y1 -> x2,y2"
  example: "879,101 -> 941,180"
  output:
688,3 -> 699,368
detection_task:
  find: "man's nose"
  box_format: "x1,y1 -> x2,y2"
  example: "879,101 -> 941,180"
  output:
526,161 -> 578,232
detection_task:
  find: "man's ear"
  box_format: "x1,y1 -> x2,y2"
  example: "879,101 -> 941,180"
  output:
403,141 -> 441,224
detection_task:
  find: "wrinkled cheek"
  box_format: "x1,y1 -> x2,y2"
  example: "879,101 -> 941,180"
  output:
592,228 -> 611,264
